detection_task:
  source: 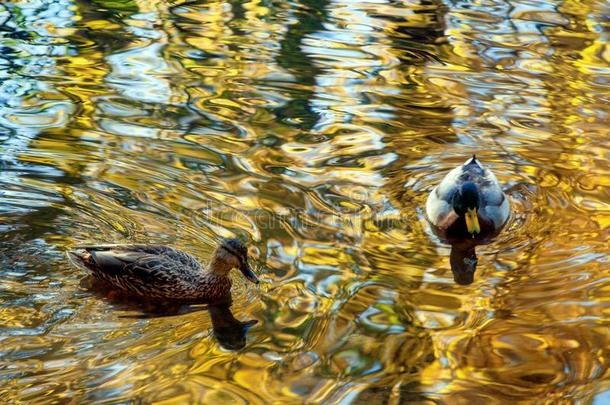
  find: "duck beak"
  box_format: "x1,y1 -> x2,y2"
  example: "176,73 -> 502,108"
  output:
240,261 -> 259,284
465,208 -> 480,234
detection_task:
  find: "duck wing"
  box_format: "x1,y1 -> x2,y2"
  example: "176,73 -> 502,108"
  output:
68,245 -> 203,296
425,164 -> 464,228
78,245 -> 200,269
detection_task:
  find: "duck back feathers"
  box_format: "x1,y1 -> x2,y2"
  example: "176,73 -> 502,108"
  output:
68,245 -> 231,302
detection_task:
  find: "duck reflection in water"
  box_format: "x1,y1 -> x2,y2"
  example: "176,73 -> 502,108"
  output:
80,277 -> 257,350
449,241 -> 478,285
426,156 -> 510,285
208,302 -> 258,350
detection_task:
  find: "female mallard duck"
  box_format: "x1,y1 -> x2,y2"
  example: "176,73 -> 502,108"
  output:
67,239 -> 259,302
426,155 -> 510,240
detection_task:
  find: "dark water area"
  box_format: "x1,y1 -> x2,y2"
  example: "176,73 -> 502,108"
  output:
0,0 -> 609,402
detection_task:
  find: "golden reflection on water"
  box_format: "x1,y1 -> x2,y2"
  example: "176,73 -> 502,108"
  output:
0,0 -> 609,402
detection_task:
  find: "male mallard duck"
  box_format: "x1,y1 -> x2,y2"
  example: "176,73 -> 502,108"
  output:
67,239 -> 259,302
425,155 -> 510,240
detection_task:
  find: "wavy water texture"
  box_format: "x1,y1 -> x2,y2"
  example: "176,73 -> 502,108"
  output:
0,0 -> 608,402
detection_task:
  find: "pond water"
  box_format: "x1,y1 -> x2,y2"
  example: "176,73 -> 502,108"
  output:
1,0 -> 609,402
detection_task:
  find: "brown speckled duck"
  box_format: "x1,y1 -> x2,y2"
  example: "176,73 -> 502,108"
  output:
67,239 -> 259,302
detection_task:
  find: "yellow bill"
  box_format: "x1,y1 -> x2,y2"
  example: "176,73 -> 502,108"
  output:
465,207 -> 480,234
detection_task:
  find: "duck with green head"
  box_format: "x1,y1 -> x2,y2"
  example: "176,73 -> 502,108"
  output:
425,156 -> 510,284
426,155 -> 510,240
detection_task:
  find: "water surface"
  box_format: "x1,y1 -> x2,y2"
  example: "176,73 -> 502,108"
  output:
1,0 -> 609,402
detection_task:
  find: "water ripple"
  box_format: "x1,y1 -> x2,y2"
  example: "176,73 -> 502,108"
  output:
0,0 -> 609,402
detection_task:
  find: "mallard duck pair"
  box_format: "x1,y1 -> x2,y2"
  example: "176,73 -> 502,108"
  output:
68,156 -> 509,296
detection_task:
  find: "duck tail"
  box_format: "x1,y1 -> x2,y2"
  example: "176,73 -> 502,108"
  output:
464,154 -> 483,169
66,249 -> 93,271
465,154 -> 478,164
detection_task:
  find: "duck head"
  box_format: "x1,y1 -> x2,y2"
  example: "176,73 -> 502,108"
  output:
211,238 -> 259,283
452,181 -> 481,235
